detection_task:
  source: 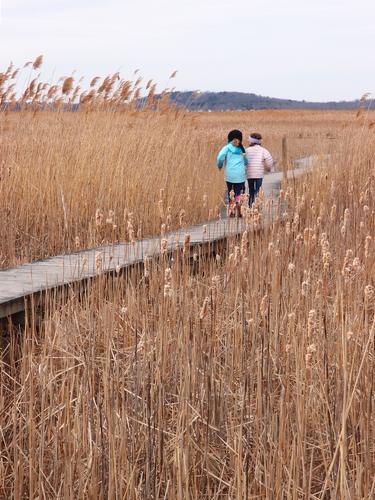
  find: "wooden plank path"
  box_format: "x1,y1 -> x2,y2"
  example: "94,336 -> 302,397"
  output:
0,158 -> 319,320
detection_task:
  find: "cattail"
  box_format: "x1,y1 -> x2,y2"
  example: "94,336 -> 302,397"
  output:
288,312 -> 296,326
292,213 -> 300,230
173,234 -> 180,251
303,228 -> 312,246
183,233 -> 190,254
127,215 -> 135,243
308,309 -> 317,337
158,199 -> 164,218
95,252 -> 103,273
120,305 -> 128,315
253,209 -> 262,229
244,207 -> 252,225
95,209 -> 103,227
295,233 -> 303,244
301,279 -> 310,297
352,257 -> 362,273
199,296 -> 210,320
144,255 -> 151,278
179,209 -> 185,227
365,235 -> 372,258
322,251 -> 331,272
106,209 -> 115,225
342,249 -> 353,277
164,267 -> 173,298
330,204 -> 337,221
315,279 -> 323,299
364,285 -> 375,304
160,223 -> 166,237
277,189 -> 284,207
260,294 -> 268,318
305,344 -> 316,368
74,236 -> 80,249
343,208 -> 350,225
115,265 -> 121,275
320,233 -> 329,251
212,275 -> 221,292
166,210 -> 172,228
307,343 -> 316,353
240,230 -> 248,258
203,193 -> 208,208
160,238 -> 168,255
232,246 -> 240,266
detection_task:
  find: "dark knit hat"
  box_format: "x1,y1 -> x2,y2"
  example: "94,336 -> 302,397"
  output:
228,129 -> 243,143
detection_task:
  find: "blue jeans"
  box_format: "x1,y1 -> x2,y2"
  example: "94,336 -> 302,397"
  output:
248,178 -> 263,206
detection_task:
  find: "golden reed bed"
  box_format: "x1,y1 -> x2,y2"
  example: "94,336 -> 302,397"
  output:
1,57 -> 375,498
0,56 -> 372,268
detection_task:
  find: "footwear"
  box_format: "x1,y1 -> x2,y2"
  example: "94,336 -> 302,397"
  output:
236,203 -> 242,218
228,201 -> 236,218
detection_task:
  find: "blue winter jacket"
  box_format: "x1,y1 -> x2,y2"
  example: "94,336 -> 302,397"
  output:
217,143 -> 248,183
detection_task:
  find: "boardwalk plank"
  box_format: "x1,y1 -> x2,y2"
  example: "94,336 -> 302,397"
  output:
0,159 -> 319,319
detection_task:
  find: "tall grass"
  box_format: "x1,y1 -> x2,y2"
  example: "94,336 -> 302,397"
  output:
1,124 -> 375,497
0,57 -> 369,268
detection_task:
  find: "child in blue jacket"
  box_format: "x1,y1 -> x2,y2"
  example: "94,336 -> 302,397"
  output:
217,129 -> 248,217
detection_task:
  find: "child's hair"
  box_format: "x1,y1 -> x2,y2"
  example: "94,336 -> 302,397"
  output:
250,132 -> 262,141
228,129 -> 243,142
249,132 -> 262,145
228,129 -> 245,152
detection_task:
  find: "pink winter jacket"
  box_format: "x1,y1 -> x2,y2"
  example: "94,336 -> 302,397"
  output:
245,145 -> 274,179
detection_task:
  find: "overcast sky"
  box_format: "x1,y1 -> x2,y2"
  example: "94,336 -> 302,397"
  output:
0,0 -> 374,101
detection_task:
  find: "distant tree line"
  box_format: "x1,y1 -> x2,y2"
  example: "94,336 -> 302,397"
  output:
165,91 -> 372,111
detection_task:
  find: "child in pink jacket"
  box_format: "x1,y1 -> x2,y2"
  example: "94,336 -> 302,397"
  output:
245,132 -> 274,206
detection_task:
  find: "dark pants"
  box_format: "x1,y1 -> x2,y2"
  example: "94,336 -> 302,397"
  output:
248,178 -> 263,206
226,182 -> 245,202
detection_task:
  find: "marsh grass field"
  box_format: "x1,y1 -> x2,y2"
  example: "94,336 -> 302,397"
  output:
1,60 -> 375,498
0,105 -> 366,268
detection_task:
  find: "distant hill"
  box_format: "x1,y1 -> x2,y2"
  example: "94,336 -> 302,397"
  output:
166,91 -> 371,111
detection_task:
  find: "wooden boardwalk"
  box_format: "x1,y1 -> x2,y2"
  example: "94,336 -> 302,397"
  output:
0,160 -> 317,319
